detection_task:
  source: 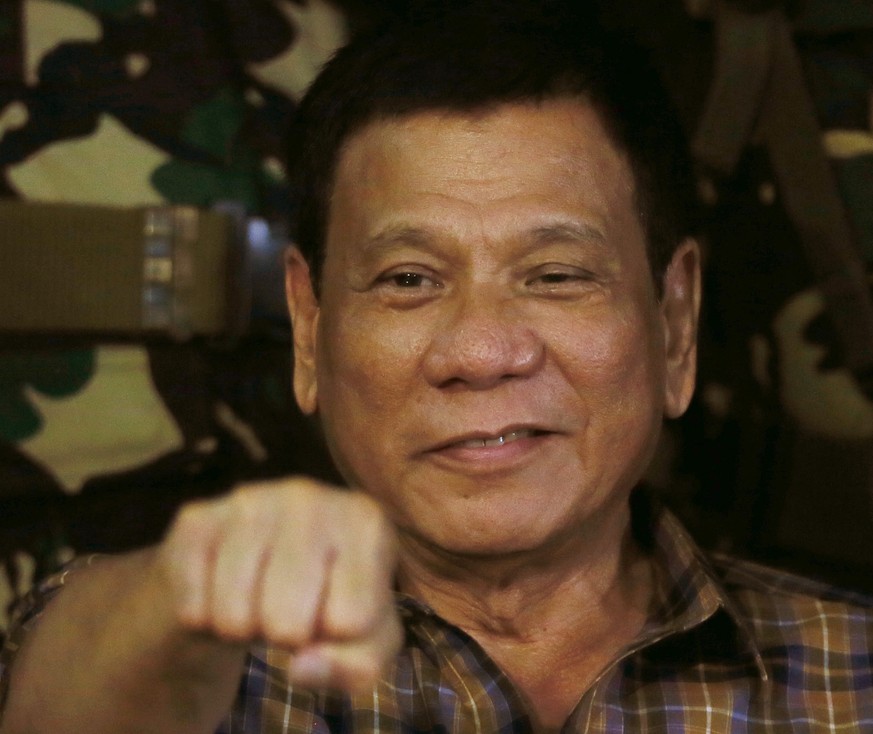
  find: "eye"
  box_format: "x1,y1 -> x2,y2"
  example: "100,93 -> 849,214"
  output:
526,265 -> 596,288
384,271 -> 434,288
371,267 -> 443,307
533,272 -> 584,284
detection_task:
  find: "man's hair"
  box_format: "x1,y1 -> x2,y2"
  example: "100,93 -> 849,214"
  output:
289,1 -> 698,294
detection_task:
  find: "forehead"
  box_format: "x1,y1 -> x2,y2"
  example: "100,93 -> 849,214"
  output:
325,98 -> 641,261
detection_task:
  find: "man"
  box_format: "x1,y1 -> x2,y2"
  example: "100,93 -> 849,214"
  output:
1,4 -> 871,733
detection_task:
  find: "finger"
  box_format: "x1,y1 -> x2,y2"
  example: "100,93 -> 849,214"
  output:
287,610 -> 404,693
257,483 -> 333,647
317,492 -> 398,641
209,487 -> 278,640
160,498 -> 229,629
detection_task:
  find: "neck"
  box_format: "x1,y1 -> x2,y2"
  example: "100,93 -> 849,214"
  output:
396,502 -> 655,730
397,500 -> 649,631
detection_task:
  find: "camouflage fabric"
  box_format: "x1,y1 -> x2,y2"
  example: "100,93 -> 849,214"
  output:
1,0 -> 872,637
0,0 -> 347,630
632,0 -> 873,583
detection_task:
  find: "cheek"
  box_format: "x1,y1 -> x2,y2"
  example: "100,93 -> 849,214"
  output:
552,305 -> 663,393
556,309 -> 666,484
315,309 -> 426,458
320,308 -> 424,389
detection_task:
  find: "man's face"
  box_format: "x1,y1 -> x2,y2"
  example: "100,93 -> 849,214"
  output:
287,99 -> 699,557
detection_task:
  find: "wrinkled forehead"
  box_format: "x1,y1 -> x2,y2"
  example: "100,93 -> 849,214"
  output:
318,99 -> 649,295
332,93 -> 630,173
324,99 -> 639,252
336,97 -> 638,205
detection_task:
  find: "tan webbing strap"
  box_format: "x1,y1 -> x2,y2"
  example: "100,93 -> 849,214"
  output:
693,2 -> 873,389
757,17 -> 873,384
0,200 -> 240,339
692,3 -> 777,173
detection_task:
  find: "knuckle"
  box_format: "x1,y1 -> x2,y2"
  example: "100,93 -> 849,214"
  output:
228,487 -> 270,526
324,595 -> 401,648
323,583 -> 391,641
346,493 -> 395,549
169,499 -> 214,541
153,540 -> 207,621
240,476 -> 327,517
261,606 -> 310,647
211,607 -> 255,642
323,607 -> 375,641
366,501 -> 396,547
348,490 -> 383,520
289,475 -> 323,494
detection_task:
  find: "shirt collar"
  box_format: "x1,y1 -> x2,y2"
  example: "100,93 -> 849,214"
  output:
638,494 -> 770,682
394,490 -> 770,683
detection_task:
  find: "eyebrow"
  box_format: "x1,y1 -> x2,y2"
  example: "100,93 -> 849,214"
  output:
358,219 -> 609,260
526,221 -> 607,247
361,226 -> 435,255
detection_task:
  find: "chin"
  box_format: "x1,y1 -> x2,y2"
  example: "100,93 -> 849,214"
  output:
409,511 -> 572,560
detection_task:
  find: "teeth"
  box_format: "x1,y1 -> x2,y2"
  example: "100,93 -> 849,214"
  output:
457,429 -> 533,449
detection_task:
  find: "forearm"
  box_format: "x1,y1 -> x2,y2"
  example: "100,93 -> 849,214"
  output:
0,549 -> 247,734
0,479 -> 403,732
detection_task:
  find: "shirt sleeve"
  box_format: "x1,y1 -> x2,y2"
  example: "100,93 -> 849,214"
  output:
0,555 -> 100,714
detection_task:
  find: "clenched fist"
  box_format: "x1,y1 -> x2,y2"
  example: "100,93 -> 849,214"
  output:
151,477 -> 403,692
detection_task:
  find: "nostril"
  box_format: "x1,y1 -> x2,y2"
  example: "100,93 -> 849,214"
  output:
437,376 -> 471,391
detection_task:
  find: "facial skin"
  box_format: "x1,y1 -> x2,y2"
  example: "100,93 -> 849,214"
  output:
286,98 -> 700,564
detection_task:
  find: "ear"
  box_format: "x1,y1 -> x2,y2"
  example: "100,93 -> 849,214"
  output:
660,238 -> 701,419
285,246 -> 320,415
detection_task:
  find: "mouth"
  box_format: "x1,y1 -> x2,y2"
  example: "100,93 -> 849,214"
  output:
421,426 -> 556,473
450,428 -> 542,450
428,427 -> 551,454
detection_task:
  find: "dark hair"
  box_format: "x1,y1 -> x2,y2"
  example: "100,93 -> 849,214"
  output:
289,1 -> 698,295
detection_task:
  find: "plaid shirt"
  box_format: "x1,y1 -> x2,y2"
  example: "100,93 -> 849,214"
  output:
3,499 -> 873,732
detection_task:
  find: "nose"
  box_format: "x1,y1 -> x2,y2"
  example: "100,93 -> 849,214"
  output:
421,285 -> 545,390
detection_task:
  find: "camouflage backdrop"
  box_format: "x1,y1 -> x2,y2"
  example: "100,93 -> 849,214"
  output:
0,0 -> 348,630
1,0 -> 872,635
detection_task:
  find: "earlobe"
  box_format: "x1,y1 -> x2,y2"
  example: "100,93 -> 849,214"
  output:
661,238 -> 702,419
284,246 -> 320,415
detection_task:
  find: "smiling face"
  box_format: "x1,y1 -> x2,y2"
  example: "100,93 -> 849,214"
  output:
286,98 -> 699,558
